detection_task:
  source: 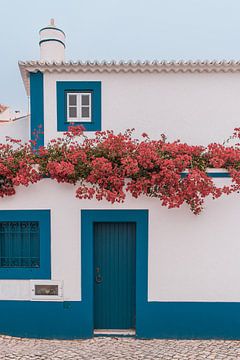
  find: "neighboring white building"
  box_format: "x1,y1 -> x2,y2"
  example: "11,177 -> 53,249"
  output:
0,104 -> 24,122
0,104 -> 29,143
1,20 -> 240,339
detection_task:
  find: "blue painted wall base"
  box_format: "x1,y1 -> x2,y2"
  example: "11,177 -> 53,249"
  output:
0,301 -> 91,339
1,301 -> 240,339
137,302 -> 240,339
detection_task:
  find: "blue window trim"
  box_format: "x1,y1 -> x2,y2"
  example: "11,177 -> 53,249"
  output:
57,81 -> 102,132
81,209 -> 148,336
0,210 -> 51,279
30,72 -> 44,149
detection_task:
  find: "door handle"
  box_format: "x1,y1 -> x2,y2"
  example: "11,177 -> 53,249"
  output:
95,267 -> 103,284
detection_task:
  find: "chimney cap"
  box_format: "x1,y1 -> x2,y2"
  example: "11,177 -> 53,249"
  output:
50,18 -> 55,26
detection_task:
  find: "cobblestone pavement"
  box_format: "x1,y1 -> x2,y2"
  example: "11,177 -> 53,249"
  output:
1,335 -> 240,359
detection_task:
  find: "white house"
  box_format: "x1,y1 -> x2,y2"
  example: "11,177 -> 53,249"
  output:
0,104 -> 29,143
1,20 -> 240,339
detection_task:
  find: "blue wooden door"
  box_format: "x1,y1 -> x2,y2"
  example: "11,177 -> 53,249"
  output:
94,222 -> 136,329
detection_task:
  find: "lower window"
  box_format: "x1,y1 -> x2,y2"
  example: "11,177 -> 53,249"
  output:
0,221 -> 40,268
0,210 -> 51,279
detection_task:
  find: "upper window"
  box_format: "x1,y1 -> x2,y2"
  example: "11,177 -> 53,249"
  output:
0,210 -> 51,279
57,81 -> 101,132
67,92 -> 92,122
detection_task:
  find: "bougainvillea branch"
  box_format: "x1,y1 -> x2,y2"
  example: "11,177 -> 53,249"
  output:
1,125 -> 240,214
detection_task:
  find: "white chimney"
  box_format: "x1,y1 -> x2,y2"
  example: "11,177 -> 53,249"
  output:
39,19 -> 66,62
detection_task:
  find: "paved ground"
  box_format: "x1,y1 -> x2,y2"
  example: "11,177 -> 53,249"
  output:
1,336 -> 240,359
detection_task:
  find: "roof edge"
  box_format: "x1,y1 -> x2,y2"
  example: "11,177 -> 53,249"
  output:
19,59 -> 240,96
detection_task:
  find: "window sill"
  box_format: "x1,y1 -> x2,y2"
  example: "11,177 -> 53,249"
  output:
64,120 -> 93,124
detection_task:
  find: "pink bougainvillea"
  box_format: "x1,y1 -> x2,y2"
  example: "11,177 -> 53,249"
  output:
1,125 -> 240,214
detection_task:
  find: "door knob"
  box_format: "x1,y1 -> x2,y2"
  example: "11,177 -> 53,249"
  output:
95,267 -> 103,283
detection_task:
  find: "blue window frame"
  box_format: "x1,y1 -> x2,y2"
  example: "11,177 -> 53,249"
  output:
0,210 -> 51,279
57,81 -> 101,132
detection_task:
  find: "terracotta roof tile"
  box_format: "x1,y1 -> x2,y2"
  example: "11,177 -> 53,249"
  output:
0,104 -> 7,113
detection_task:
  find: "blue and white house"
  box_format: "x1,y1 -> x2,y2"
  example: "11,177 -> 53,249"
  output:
2,20 -> 240,339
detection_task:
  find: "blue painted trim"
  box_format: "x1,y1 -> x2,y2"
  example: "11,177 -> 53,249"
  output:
0,301 -> 89,339
57,81 -> 102,132
207,172 -> 230,178
181,172 -> 230,178
30,72 -> 44,149
81,209 -> 148,337
0,210 -> 51,279
39,39 -> 65,47
1,300 -> 240,339
137,302 -> 240,339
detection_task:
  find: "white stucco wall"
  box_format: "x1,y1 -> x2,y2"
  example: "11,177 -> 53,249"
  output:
1,71 -> 240,303
0,178 -> 240,302
43,71 -> 240,145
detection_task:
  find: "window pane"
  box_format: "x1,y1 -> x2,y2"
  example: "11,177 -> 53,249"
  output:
81,94 -> 90,106
68,94 -> 77,106
0,221 -> 40,268
82,106 -> 90,118
69,107 -> 77,118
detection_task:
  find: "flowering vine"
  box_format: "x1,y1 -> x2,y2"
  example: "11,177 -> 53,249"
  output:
1,126 -> 240,214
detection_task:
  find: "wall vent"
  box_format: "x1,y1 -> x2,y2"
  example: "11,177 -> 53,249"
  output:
30,280 -> 63,301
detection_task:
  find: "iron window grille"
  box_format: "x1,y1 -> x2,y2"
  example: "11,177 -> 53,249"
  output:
0,221 -> 40,268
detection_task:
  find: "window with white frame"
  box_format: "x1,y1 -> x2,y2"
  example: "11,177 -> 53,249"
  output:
67,92 -> 92,122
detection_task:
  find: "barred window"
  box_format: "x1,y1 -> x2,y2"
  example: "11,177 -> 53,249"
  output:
0,221 -> 40,268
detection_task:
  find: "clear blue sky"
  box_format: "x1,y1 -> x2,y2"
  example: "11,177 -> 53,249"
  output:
1,0 -> 240,112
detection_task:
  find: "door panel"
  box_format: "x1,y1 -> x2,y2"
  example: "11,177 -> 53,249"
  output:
94,222 -> 136,329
